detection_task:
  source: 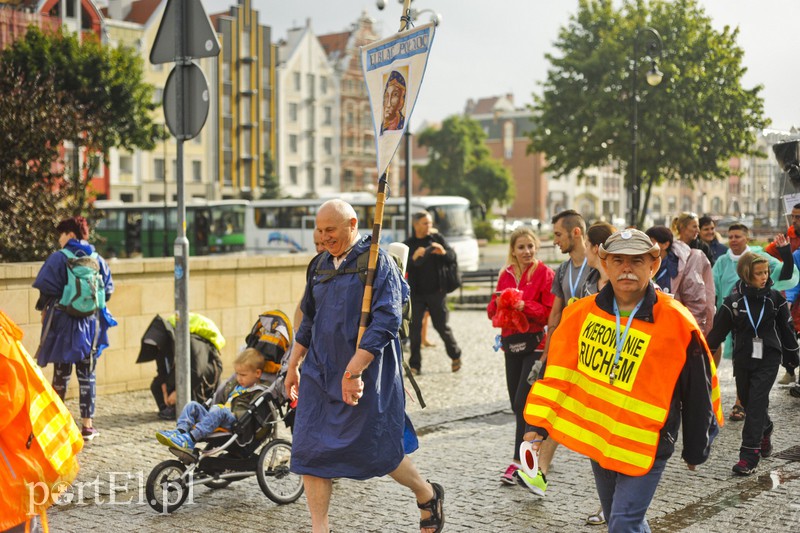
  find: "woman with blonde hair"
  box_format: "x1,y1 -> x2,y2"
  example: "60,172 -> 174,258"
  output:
672,212 -> 715,266
487,227 -> 555,486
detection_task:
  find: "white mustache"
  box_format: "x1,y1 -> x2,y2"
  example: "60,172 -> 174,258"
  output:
617,273 -> 639,281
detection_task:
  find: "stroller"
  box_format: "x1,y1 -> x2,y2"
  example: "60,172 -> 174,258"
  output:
145,310 -> 303,513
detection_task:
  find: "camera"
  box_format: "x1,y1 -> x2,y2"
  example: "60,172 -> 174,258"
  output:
376,0 -> 386,10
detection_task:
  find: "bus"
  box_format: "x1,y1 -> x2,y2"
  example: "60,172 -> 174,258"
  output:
93,200 -> 248,258
93,195 -> 480,271
246,195 -> 480,271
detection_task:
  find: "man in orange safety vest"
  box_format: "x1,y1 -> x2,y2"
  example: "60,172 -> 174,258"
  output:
522,229 -> 723,532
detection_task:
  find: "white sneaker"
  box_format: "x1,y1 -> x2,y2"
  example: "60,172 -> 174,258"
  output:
779,371 -> 796,385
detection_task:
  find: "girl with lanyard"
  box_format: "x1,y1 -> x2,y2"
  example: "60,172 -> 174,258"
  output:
487,227 -> 555,486
706,252 -> 799,475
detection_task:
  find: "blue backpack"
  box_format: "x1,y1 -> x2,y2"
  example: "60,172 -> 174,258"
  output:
58,248 -> 106,317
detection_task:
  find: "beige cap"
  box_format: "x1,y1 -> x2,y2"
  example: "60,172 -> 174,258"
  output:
598,229 -> 661,259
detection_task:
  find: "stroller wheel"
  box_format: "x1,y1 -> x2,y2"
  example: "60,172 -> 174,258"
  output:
257,439 -> 304,504
146,460 -> 190,513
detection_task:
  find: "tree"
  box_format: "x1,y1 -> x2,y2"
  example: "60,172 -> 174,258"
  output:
259,149 -> 282,199
0,26 -> 161,260
0,70 -> 81,261
416,115 -> 514,215
527,0 -> 767,226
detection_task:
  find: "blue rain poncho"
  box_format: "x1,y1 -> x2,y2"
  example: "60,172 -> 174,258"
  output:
32,239 -> 116,366
291,235 -> 415,479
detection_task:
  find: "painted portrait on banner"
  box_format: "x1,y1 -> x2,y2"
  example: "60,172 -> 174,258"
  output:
380,67 -> 409,135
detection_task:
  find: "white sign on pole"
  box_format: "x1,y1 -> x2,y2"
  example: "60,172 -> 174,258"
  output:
361,23 -> 436,178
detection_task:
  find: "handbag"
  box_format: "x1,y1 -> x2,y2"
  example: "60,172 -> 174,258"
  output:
500,331 -> 543,355
443,260 -> 461,293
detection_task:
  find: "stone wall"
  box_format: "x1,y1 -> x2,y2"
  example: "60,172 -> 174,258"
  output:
0,254 -> 313,397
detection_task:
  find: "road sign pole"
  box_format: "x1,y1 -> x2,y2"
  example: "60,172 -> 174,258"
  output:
174,0 -> 191,415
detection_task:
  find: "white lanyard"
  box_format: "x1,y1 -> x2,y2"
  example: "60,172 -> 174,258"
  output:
611,298 -> 644,385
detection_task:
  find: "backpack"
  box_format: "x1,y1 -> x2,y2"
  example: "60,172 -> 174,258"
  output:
245,310 -> 293,374
58,248 -> 106,317
308,249 -> 412,339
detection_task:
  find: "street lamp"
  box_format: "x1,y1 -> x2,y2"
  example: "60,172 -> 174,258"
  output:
377,0 -> 441,238
629,27 -> 664,228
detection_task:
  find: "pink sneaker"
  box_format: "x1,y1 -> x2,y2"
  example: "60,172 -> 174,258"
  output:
500,463 -> 519,485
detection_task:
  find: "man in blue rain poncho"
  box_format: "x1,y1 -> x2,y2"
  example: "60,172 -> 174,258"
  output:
285,199 -> 445,533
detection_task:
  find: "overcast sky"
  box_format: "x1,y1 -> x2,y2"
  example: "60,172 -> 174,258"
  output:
201,0 -> 800,132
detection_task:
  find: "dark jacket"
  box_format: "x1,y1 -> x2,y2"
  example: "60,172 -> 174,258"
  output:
532,282 -> 719,466
403,232 -> 457,295
706,279 -> 800,371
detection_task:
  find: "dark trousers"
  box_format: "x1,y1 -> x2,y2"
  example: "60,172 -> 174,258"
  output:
505,350 -> 540,461
735,361 -> 779,450
408,290 -> 461,370
150,374 -> 173,412
52,358 -> 96,419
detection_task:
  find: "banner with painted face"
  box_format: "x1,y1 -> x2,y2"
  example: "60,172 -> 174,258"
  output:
361,22 -> 436,179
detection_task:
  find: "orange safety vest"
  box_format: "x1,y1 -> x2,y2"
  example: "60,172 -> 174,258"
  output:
524,292 -> 723,476
0,310 -> 83,530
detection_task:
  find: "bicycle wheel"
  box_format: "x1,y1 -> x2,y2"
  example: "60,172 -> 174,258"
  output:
145,460 -> 190,513
256,439 -> 304,504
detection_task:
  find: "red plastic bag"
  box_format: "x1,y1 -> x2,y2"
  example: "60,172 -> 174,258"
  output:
492,288 -> 529,332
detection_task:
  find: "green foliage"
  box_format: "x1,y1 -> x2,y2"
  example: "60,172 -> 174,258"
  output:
416,115 -> 514,214
259,149 -> 282,199
527,0 -> 767,225
0,70 -> 79,261
0,27 -> 161,260
473,220 -> 496,241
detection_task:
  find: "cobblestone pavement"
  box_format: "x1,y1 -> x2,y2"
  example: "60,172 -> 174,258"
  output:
48,308 -> 800,532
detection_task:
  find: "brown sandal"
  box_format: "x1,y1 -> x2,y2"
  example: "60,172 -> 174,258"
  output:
418,481 -> 445,532
451,358 -> 462,373
729,404 -> 745,422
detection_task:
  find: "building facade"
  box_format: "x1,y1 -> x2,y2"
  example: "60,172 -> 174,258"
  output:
319,11 -> 380,194
276,20 -> 339,198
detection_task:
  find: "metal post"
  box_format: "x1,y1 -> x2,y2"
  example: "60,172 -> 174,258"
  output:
174,0 -> 191,415
629,38 -> 640,228
629,27 -> 663,228
163,124 -> 169,257
405,120 -> 412,238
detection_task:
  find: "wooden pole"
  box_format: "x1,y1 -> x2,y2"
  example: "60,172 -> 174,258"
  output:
356,173 -> 389,346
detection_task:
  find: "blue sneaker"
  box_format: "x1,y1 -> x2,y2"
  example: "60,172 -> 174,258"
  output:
156,430 -> 194,451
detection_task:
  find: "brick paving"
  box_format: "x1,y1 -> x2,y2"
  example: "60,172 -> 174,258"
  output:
47,308 -> 800,532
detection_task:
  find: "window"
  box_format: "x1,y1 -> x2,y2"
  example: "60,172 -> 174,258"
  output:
119,156 -> 133,174
289,103 -> 298,122
307,74 -> 315,97
242,130 -> 251,157
289,134 -> 298,153
241,95 -> 251,123
154,158 -> 165,181
293,72 -> 301,91
321,76 -> 328,94
223,94 -> 231,116
324,167 -> 332,186
223,127 -> 232,149
324,137 -> 332,155
192,161 -> 202,182
241,30 -> 250,57
347,111 -> 354,125
262,66 -> 270,86
153,88 -> 163,105
223,62 -> 231,82
241,65 -> 251,91
289,165 -> 298,185
324,106 -> 332,125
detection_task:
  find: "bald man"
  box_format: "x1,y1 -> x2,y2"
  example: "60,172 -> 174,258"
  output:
285,199 -> 444,533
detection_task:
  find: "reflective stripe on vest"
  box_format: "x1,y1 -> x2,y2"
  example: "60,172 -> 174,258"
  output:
524,292 -> 722,476
23,342 -> 84,475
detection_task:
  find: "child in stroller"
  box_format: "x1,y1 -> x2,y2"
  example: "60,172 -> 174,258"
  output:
145,310 -> 302,514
